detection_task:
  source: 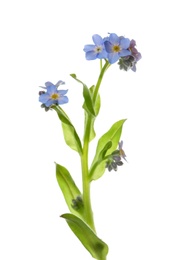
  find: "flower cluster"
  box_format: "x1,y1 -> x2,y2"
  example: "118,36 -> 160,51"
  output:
39,81 -> 68,110
83,33 -> 141,71
105,141 -> 127,172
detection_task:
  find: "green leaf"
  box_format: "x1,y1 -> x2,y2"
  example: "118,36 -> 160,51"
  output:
84,112 -> 96,142
70,74 -> 96,117
56,163 -> 84,218
82,85 -> 96,116
90,160 -> 107,181
61,213 -> 108,260
92,86 -> 101,116
53,106 -> 82,155
89,119 -> 126,181
84,85 -> 101,142
98,141 -> 112,159
89,141 -> 112,179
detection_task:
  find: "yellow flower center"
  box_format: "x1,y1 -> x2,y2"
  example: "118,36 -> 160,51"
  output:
112,45 -> 121,53
51,93 -> 59,100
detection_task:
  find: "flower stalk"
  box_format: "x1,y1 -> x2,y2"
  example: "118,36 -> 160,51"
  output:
93,60 -> 110,104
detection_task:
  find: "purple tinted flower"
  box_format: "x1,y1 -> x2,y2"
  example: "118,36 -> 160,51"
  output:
128,39 -> 142,72
39,81 -> 68,107
118,141 -> 127,161
83,34 -> 107,60
104,33 -> 131,64
129,40 -> 142,62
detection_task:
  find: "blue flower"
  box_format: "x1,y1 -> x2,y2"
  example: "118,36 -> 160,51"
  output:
104,33 -> 131,64
83,34 -> 107,60
39,81 -> 68,107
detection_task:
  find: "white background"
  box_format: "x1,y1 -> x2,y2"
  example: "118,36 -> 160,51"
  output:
0,0 -> 176,259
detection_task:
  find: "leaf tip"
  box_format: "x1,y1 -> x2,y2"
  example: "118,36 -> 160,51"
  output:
60,213 -> 69,219
70,73 -> 76,78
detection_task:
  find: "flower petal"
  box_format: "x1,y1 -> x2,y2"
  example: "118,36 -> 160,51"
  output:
104,41 -> 113,53
85,51 -> 97,60
58,96 -> 69,105
130,39 -> 136,48
108,53 -> 120,64
45,99 -> 55,107
45,81 -> 55,87
120,38 -> 130,49
39,93 -> 50,103
119,141 -> 123,149
131,65 -> 136,72
92,34 -> 103,45
109,33 -> 119,44
58,89 -> 68,95
135,52 -> 142,61
97,50 -> 108,59
47,85 -> 57,95
119,49 -> 131,57
55,80 -> 65,87
83,45 -> 95,52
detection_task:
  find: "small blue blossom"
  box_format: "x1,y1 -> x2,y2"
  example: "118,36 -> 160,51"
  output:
39,81 -> 68,107
83,34 -> 107,60
104,33 -> 131,64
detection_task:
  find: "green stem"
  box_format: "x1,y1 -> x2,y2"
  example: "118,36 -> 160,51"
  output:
81,60 -> 110,234
100,59 -> 102,71
93,60 -> 110,104
81,116 -> 96,232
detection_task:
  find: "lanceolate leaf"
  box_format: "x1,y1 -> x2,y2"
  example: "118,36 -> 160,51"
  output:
56,163 -> 84,218
89,119 -> 126,181
53,106 -> 82,155
89,160 -> 107,182
89,85 -> 101,116
82,85 -> 96,116
89,141 -> 112,179
70,74 -> 96,117
84,85 -> 101,142
61,213 -> 108,260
